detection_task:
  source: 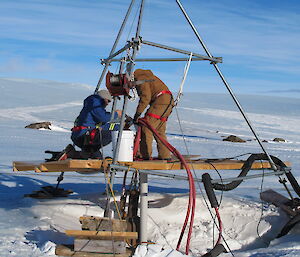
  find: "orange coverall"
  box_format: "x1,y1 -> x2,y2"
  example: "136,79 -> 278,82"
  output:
133,69 -> 174,160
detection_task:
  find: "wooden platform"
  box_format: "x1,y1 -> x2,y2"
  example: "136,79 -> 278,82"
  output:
13,158 -> 291,173
65,230 -> 138,240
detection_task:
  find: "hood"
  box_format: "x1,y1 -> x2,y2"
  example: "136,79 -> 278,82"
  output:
134,69 -> 154,79
83,94 -> 104,108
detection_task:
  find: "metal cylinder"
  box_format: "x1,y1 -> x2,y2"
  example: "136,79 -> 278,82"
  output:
139,172 -> 148,244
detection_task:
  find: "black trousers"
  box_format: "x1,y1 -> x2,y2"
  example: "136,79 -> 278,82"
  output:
72,129 -> 112,158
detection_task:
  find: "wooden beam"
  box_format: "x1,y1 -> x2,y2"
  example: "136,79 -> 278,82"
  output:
79,216 -> 127,231
65,230 -> 138,240
13,159 -> 291,172
74,239 -> 126,253
13,161 -> 41,171
55,244 -> 132,257
128,159 -> 291,170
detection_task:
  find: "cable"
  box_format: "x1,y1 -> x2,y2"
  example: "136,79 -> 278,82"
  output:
256,162 -> 269,246
174,106 -> 235,256
206,162 -> 224,247
137,118 -> 196,255
206,162 -> 224,206
104,171 -> 122,219
148,214 -> 173,249
175,106 -> 220,248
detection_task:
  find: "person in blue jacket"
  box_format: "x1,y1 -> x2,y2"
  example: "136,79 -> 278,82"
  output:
71,90 -> 122,158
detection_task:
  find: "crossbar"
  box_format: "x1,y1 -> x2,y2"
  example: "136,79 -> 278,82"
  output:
142,40 -> 222,63
107,57 -> 220,62
137,169 -> 287,184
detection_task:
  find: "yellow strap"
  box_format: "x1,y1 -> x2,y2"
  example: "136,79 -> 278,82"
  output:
109,123 -> 116,130
104,172 -> 122,220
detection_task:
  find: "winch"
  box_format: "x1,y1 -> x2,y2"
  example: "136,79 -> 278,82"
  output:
106,71 -> 133,96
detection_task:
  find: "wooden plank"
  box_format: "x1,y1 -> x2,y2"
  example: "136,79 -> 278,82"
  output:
260,189 -> 296,216
68,160 -> 104,169
129,159 -> 291,170
13,161 -> 41,171
74,239 -> 125,253
79,217 -> 127,232
55,244 -> 132,257
65,230 -> 138,240
128,160 -> 172,170
13,159 -> 291,172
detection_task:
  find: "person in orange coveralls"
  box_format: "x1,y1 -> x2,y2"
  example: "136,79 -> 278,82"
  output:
133,69 -> 174,160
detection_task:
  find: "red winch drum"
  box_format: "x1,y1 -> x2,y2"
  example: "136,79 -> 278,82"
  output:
106,71 -> 131,96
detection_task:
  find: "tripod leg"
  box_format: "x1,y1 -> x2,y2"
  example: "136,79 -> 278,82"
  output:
94,0 -> 136,93
55,172 -> 65,190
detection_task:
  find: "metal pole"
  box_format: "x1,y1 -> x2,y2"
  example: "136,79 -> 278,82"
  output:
110,164 -> 287,184
140,172 -> 148,244
105,0 -> 145,218
94,0 -> 136,93
108,0 -> 146,216
101,43 -> 132,64
112,0 -> 145,165
103,0 -> 136,218
110,96 -> 118,120
112,96 -> 129,164
142,40 -> 222,63
137,169 -> 285,184
107,57 -> 218,62
135,0 -> 145,40
176,0 -> 277,171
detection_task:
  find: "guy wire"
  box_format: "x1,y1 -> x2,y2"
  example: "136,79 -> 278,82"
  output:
174,106 -> 235,256
256,161 -> 269,246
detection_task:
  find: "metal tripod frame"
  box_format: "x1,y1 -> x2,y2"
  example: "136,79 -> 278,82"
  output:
96,0 -> 278,171
94,0 -> 290,242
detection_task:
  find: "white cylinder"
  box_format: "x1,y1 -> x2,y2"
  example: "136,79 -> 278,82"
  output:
140,173 -> 148,244
112,130 -> 134,162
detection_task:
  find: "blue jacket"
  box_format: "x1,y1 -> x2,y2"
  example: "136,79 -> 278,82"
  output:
71,94 -> 117,139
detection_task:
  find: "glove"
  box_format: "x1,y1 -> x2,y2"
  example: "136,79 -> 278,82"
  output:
124,115 -> 133,129
133,113 -> 141,124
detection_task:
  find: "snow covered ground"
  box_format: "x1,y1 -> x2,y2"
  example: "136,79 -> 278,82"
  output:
0,77 -> 300,256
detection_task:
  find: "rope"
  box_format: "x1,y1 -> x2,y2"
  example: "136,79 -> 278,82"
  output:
256,161 -> 269,246
174,52 -> 193,106
104,171 -> 122,220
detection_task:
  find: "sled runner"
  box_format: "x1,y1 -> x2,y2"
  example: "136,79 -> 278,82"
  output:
261,189 -> 300,238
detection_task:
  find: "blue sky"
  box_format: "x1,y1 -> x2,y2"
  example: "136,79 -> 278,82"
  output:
1,0 -> 300,97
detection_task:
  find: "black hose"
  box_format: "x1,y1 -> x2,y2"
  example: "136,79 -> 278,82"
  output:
286,172 -> 300,198
202,244 -> 227,257
212,153 -> 287,191
202,173 -> 219,208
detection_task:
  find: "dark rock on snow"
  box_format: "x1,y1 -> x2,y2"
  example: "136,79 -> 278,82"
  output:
273,137 -> 286,142
25,122 -> 51,130
223,135 -> 246,143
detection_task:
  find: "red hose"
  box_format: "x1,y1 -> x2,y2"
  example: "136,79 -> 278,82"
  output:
137,118 -> 196,254
133,126 -> 142,158
215,207 -> 222,245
